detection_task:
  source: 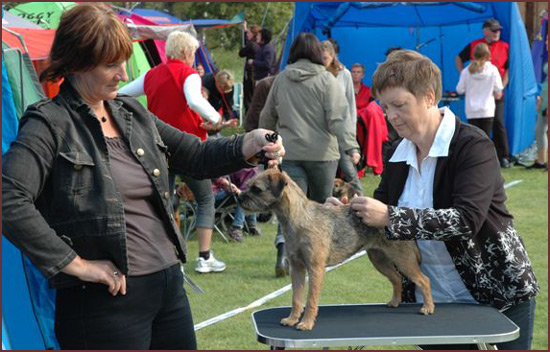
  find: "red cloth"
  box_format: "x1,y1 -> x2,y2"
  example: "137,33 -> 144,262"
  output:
354,83 -> 371,111
144,58 -> 207,140
469,38 -> 509,78
356,101 -> 388,175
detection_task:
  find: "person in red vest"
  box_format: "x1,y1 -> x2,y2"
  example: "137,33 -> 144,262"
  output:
351,63 -> 371,111
455,18 -> 512,168
120,31 -> 229,274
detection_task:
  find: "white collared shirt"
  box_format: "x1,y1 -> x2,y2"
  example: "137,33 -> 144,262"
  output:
390,107 -> 477,304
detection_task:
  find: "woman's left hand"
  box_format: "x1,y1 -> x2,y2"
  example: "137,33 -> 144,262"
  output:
350,196 -> 390,228
243,128 -> 285,168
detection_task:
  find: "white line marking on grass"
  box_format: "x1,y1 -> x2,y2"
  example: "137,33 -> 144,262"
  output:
504,180 -> 523,189
194,250 -> 367,331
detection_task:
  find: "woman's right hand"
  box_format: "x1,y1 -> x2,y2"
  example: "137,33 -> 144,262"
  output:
62,256 -> 126,296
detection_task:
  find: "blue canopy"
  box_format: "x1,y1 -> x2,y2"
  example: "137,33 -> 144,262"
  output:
281,2 -> 537,155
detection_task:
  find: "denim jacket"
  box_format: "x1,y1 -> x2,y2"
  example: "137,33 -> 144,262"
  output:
2,81 -> 252,288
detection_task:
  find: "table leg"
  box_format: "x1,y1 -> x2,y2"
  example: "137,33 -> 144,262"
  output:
477,342 -> 498,350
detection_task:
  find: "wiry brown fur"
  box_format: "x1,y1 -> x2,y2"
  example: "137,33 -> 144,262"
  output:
239,168 -> 434,331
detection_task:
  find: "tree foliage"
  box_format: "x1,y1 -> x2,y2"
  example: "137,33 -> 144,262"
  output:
136,2 -> 294,51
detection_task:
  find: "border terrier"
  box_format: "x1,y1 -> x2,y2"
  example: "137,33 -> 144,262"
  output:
239,168 -> 434,331
332,178 -> 361,204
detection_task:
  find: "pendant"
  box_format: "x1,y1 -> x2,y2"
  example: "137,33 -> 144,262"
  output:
101,116 -> 107,123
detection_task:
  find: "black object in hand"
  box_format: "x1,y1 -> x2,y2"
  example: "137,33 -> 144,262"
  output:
258,132 -> 279,169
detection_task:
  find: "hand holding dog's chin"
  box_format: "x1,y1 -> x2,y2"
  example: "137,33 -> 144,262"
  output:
350,197 -> 390,227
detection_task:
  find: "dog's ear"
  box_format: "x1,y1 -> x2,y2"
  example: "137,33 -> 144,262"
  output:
269,172 -> 287,198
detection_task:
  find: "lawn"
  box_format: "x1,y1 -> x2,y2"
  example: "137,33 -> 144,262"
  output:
180,166 -> 548,350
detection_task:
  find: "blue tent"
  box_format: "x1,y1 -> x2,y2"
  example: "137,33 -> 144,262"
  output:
281,2 -> 537,155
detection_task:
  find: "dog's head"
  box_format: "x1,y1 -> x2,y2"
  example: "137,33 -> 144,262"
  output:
239,168 -> 289,213
332,178 -> 359,204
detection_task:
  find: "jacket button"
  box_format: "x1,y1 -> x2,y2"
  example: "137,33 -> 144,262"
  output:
164,191 -> 170,199
74,164 -> 83,170
136,148 -> 145,157
152,169 -> 161,177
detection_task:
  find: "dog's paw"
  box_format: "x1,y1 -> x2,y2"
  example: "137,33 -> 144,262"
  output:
387,297 -> 401,308
296,320 -> 314,331
419,304 -> 435,315
280,317 -> 299,326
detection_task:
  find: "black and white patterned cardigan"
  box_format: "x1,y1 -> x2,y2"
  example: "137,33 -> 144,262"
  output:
374,117 -> 539,310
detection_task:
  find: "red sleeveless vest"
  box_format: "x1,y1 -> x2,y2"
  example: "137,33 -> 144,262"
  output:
144,59 -> 207,140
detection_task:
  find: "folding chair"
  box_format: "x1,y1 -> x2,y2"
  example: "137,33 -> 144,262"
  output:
212,176 -> 250,239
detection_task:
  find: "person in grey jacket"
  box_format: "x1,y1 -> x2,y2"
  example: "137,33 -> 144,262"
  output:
1,4 -> 285,350
259,33 -> 353,276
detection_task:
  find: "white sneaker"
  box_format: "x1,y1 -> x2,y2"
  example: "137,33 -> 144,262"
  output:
195,251 -> 226,273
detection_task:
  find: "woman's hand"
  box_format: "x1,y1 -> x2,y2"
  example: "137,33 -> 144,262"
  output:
222,119 -> 239,128
200,121 -> 222,133
62,256 -> 126,296
350,196 -> 390,228
351,152 -> 361,165
243,128 -> 285,168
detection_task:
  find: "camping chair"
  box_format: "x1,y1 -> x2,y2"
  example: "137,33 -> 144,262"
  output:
212,176 -> 250,239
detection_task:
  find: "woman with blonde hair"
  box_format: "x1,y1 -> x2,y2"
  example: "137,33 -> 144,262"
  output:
456,42 -> 503,137
321,39 -> 362,195
120,30 -> 234,273
328,49 -> 537,350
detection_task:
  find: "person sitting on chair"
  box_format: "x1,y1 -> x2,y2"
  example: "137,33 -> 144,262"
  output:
212,168 -> 261,242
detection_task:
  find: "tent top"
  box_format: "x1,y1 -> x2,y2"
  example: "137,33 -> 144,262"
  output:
300,2 -> 497,30
132,7 -> 245,28
2,10 -> 42,29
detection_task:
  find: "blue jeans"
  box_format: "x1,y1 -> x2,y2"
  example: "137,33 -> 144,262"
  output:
274,160 -> 338,246
215,190 -> 257,228
419,298 -> 536,350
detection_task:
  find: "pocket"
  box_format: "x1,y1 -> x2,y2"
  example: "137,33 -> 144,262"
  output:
58,151 -> 95,193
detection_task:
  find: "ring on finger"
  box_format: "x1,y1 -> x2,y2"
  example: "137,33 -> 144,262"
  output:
113,271 -> 119,278
273,151 -> 279,159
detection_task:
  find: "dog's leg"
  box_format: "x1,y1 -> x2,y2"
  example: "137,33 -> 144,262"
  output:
280,260 -> 305,327
392,256 -> 435,315
296,256 -> 326,331
367,249 -> 403,307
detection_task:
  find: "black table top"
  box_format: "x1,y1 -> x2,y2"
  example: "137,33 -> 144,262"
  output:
252,303 -> 519,348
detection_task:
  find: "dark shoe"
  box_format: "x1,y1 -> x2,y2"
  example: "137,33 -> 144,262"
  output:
275,243 -> 289,277
227,226 -> 244,243
525,162 -> 547,170
247,226 -> 262,236
499,158 -> 511,168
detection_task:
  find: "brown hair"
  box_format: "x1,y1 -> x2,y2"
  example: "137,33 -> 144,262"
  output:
468,42 -> 491,74
40,3 -> 133,82
371,49 -> 442,103
287,33 -> 324,66
321,40 -> 343,77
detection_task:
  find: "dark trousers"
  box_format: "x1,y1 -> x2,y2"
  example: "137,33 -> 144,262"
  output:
469,118 -> 494,138
419,298 -> 536,350
55,264 -> 197,350
492,97 -> 510,159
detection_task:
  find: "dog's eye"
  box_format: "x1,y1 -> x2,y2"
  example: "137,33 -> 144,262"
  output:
250,185 -> 262,194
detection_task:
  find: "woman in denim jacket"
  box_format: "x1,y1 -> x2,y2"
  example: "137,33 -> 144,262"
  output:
1,3 -> 284,350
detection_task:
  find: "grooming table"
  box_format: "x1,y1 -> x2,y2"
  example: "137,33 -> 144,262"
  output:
252,303 -> 519,350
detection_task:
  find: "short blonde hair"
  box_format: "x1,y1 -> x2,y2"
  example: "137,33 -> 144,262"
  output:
372,49 -> 442,103
165,31 -> 199,60
215,70 -> 234,90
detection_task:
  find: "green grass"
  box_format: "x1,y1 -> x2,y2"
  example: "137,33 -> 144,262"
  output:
181,167 -> 548,350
